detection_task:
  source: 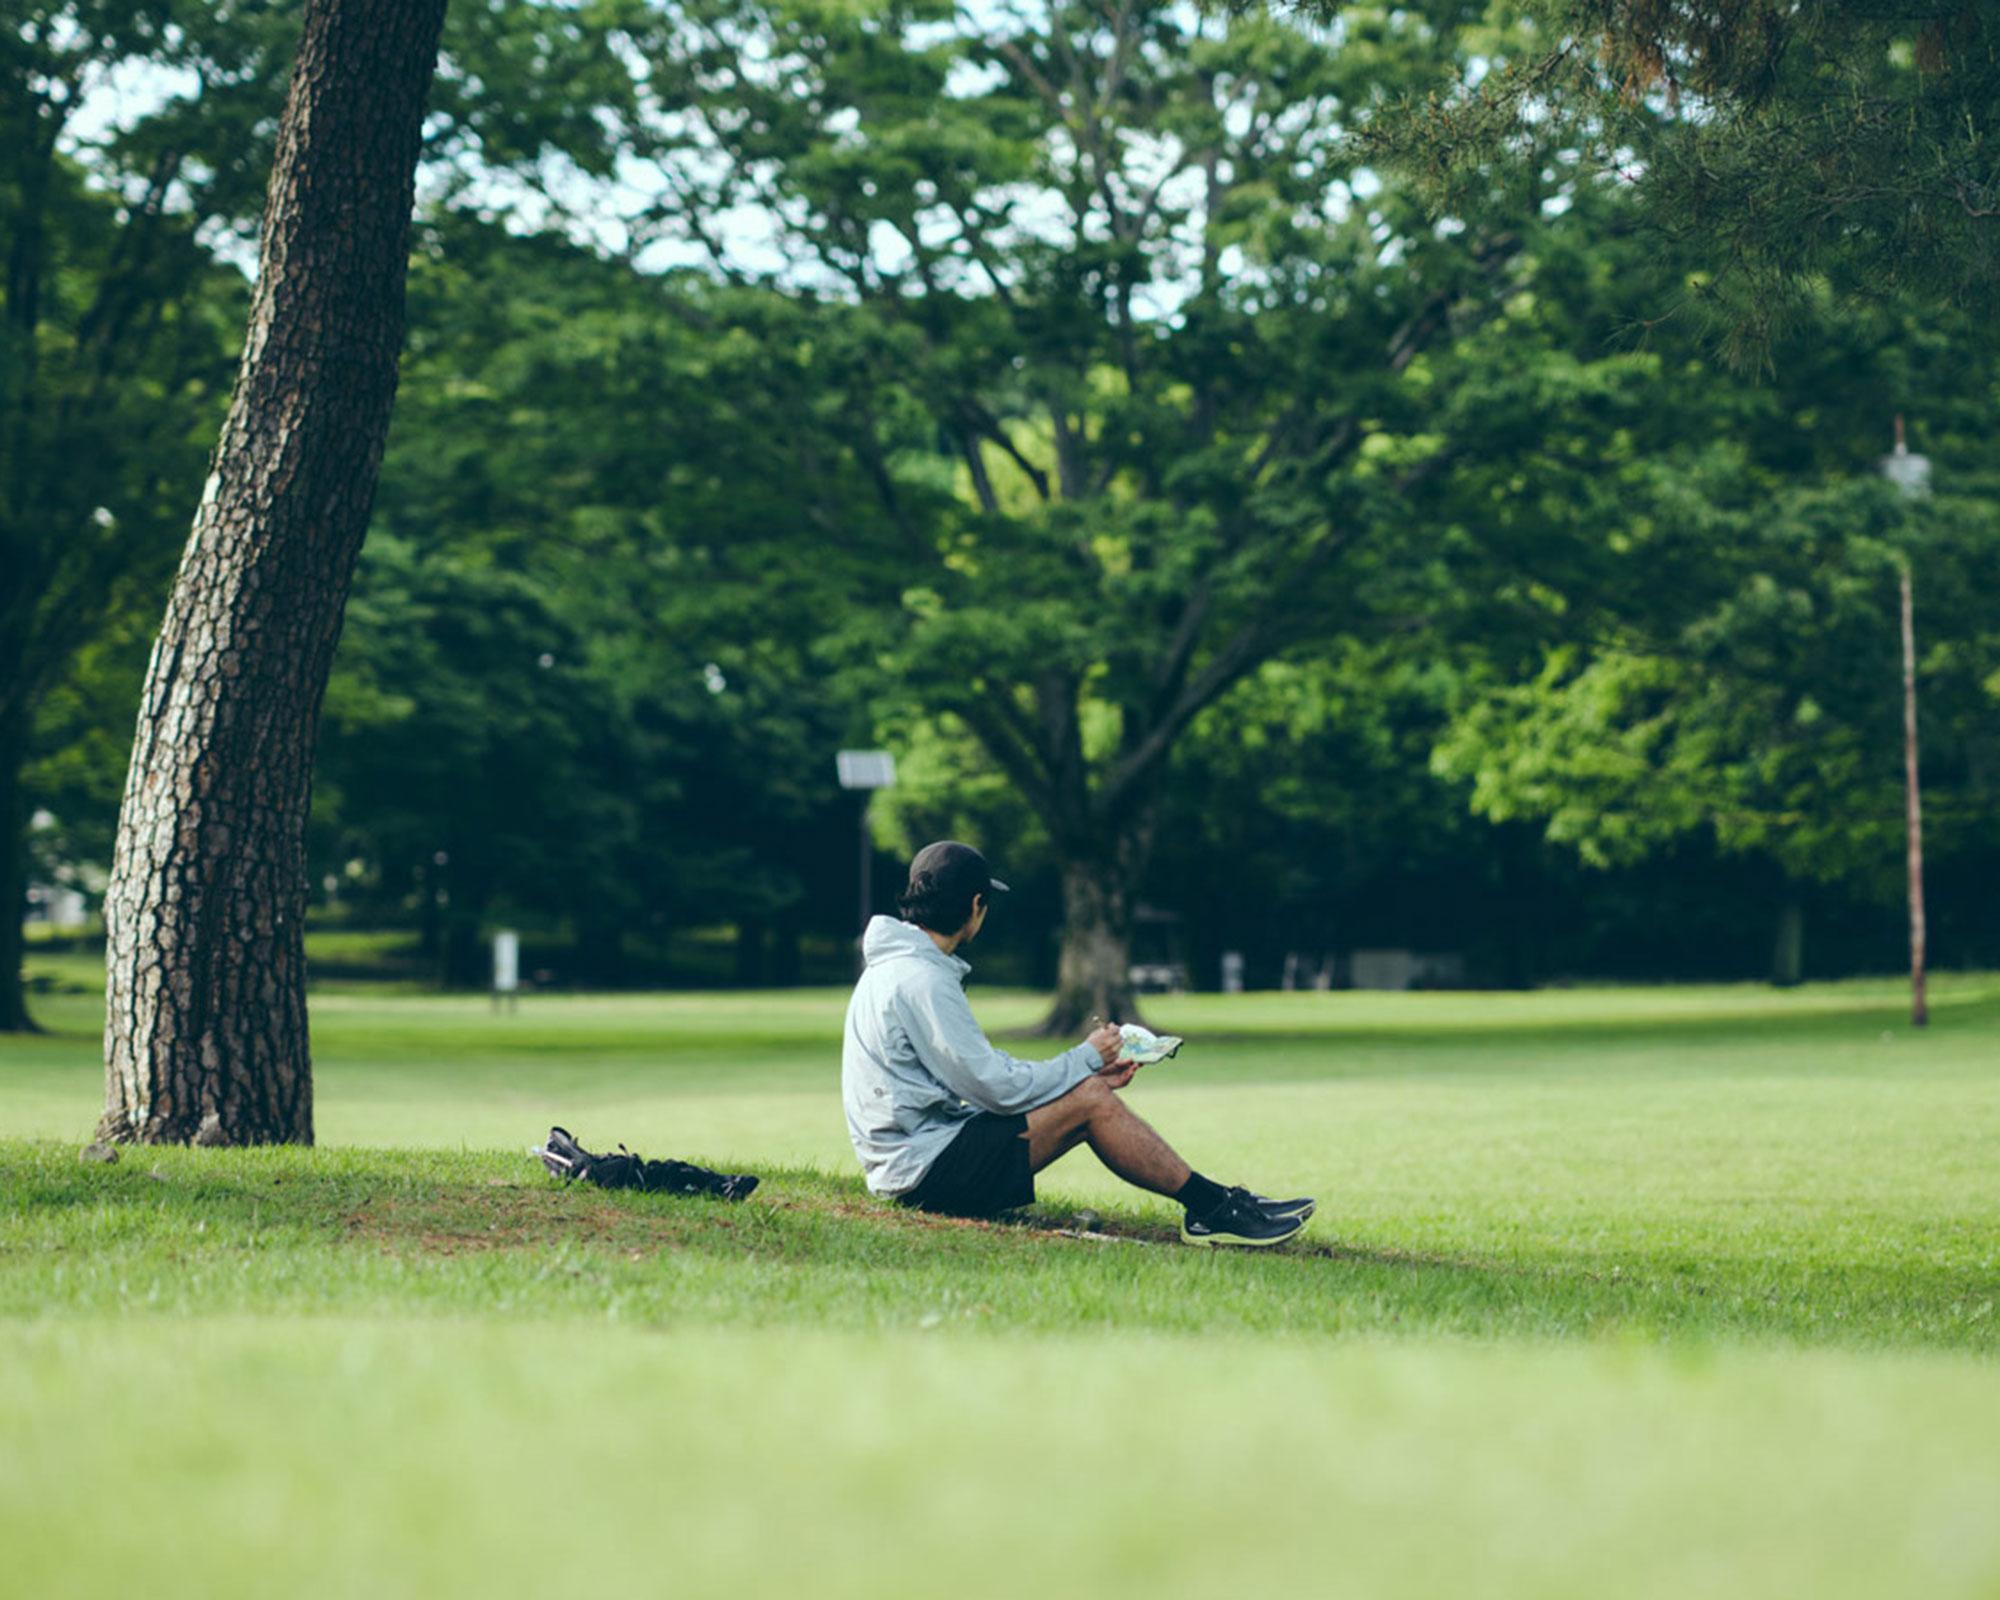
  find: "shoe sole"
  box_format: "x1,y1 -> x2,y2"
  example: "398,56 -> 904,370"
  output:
1179,1220 -> 1307,1249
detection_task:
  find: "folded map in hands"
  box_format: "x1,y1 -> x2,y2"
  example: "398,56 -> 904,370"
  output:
1116,1023 -> 1184,1065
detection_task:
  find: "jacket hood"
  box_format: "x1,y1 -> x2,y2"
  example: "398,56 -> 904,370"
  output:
862,914 -> 962,971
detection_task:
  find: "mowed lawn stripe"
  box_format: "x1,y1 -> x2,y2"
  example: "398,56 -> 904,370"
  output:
2,1318 -> 1998,1600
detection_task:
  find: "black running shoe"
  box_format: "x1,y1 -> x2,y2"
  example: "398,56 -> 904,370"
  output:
539,1126 -> 592,1181
1180,1190 -> 1307,1248
1247,1189 -> 1316,1222
713,1171 -> 760,1202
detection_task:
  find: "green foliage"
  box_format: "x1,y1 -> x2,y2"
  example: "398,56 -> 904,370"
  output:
1361,0 -> 2000,346
0,5 -> 276,1023
1,0 -> 755,1010
1429,316 -> 2000,894
618,0 -> 1543,928
16,0 -> 1999,1002
316,221 -> 868,976
1149,640 -> 1483,950
0,96 -> 250,724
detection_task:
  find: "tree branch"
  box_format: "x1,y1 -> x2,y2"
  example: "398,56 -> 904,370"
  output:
1097,616 -> 1270,815
956,427 -> 1001,513
851,425 -> 926,555
958,400 -> 1051,501
948,683 -> 1062,822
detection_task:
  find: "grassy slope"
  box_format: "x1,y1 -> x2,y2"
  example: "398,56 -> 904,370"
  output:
4,958 -> 1999,1597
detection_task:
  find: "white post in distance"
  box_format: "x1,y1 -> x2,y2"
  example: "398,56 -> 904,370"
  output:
493,928 -> 520,1014
836,751 -> 897,970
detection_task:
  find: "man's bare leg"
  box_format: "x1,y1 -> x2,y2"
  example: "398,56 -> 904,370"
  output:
1023,1075 -> 1190,1196
1036,1122 -> 1092,1167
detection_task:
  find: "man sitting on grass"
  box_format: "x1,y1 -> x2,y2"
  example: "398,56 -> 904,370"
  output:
841,840 -> 1312,1247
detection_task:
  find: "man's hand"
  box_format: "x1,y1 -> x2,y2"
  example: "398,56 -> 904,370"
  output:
1087,1024 -> 1138,1089
1094,1059 -> 1140,1090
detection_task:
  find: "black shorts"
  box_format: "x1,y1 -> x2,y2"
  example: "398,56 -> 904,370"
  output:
897,1112 -> 1033,1217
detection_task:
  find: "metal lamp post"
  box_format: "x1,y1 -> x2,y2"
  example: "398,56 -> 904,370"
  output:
836,750 -> 897,965
1880,416 -> 1931,1028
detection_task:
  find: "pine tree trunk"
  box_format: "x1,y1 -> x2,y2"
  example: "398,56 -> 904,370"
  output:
1770,898 -> 1804,988
1041,844 -> 1150,1035
0,709 -> 35,1034
98,0 -> 447,1146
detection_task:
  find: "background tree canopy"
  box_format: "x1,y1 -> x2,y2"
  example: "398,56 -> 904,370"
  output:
1361,0 -> 2000,349
7,0 -> 1996,1022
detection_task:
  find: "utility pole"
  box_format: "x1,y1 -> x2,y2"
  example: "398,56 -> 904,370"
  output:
1899,561 -> 1926,1027
1880,416 -> 1930,1028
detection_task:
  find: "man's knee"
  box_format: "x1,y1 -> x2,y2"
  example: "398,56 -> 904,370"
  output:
1068,1073 -> 1115,1116
1032,1073 -> 1114,1144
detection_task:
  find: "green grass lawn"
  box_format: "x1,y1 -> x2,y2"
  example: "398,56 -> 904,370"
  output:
5,956 -> 2000,1597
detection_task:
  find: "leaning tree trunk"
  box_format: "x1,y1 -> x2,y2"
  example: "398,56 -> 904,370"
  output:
1041,830 -> 1152,1036
98,0 -> 448,1146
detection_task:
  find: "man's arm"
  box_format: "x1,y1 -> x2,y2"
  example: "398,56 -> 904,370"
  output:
901,974 -> 1106,1115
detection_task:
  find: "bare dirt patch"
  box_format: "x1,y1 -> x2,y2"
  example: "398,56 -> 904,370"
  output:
340,1187 -> 698,1257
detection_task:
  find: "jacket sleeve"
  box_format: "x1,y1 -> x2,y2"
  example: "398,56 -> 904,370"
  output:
900,971 -> 1100,1115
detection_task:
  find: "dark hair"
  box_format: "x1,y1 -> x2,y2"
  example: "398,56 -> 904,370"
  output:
897,840 -> 1005,933
898,880 -> 979,934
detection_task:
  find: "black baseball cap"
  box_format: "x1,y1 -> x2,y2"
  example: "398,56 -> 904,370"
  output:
905,840 -> 1010,900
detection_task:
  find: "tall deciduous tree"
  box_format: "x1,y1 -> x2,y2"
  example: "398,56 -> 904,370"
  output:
316,223 -> 870,986
99,0 -> 447,1145
640,0 -> 1525,1029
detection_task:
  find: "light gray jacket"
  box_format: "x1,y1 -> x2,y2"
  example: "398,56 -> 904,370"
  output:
842,915 -> 1099,1197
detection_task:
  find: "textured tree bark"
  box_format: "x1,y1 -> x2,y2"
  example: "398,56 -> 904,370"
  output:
1042,830 -> 1152,1035
99,0 -> 448,1145
1770,898 -> 1804,988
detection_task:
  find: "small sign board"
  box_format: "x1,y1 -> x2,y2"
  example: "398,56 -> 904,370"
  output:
1880,445 -> 1932,499
836,750 -> 897,790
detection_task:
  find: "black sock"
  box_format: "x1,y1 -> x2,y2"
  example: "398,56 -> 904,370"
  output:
1174,1171 -> 1227,1217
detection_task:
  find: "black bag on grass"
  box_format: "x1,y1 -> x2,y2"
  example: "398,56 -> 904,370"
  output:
536,1126 -> 759,1201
